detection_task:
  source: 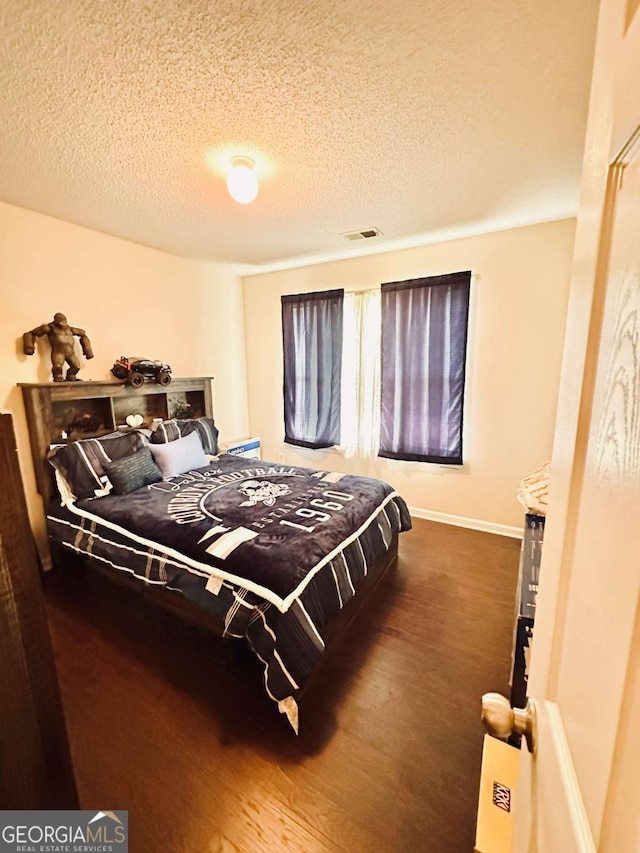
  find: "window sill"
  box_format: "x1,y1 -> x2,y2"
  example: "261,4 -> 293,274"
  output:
290,443 -> 465,470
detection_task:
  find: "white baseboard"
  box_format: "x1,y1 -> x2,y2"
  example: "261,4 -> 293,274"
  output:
408,506 -> 522,538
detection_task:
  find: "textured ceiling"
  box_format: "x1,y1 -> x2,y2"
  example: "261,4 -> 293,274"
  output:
0,0 -> 598,270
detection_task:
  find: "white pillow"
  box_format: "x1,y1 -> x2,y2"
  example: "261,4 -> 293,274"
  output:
149,430 -> 208,479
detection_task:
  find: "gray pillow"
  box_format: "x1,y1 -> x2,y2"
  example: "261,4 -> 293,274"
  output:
149,430 -> 209,479
102,447 -> 163,495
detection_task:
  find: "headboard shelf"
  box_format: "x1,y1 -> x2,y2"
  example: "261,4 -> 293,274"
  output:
20,377 -> 214,505
112,391 -> 168,429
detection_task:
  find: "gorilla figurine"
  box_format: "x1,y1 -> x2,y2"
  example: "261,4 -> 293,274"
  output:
23,312 -> 94,382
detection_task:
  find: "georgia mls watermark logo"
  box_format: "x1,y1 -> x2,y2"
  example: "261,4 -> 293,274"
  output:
0,810 -> 128,853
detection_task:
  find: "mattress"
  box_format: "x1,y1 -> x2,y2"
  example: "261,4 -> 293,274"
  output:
48,454 -> 412,730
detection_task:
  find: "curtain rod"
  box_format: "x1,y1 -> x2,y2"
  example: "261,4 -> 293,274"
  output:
346,274 -> 479,296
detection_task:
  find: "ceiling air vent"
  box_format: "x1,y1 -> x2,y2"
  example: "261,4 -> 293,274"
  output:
343,227 -> 383,241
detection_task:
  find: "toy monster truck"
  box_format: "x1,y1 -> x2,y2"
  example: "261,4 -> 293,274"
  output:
111,357 -> 172,387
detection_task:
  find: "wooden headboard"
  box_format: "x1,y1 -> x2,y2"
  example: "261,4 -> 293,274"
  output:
20,377 -> 214,506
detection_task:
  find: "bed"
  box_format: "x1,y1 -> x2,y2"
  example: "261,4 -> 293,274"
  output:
21,380 -> 412,731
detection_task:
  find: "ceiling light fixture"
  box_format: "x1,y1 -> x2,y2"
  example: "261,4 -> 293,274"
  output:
226,156 -> 259,204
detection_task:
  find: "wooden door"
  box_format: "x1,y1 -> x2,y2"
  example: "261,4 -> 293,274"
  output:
513,1 -> 640,849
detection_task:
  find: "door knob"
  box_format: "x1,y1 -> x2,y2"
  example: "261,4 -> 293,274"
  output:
481,692 -> 537,754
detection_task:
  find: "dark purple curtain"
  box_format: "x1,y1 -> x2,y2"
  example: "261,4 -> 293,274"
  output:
282,289 -> 344,449
379,271 -> 471,464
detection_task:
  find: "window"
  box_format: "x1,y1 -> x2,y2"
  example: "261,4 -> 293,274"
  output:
379,271 -> 471,464
340,288 -> 382,458
281,289 -> 344,448
282,271 -> 470,463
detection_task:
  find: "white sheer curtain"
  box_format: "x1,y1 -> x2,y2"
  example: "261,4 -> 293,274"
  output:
340,289 -> 381,458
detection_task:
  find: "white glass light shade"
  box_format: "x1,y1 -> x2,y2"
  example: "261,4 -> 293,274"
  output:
226,156 -> 259,204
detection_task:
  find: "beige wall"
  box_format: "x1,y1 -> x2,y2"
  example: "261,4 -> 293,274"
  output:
0,204 -> 574,547
0,201 -> 248,554
242,219 -> 576,530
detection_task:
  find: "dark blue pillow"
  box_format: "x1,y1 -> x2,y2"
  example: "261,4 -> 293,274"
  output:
102,447 -> 163,495
150,417 -> 218,455
49,430 -> 147,499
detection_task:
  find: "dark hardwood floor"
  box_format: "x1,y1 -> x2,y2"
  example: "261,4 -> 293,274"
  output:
43,518 -> 520,853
